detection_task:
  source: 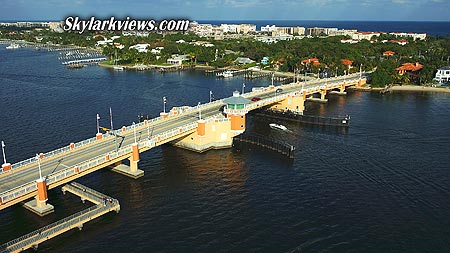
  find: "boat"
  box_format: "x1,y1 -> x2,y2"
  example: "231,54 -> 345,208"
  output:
269,123 -> 288,131
6,44 -> 20,49
113,66 -> 124,71
217,70 -> 233,78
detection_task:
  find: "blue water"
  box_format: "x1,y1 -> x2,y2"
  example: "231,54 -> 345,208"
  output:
199,20 -> 450,36
1,47 -> 450,252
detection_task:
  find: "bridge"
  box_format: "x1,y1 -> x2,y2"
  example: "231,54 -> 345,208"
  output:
0,72 -> 367,215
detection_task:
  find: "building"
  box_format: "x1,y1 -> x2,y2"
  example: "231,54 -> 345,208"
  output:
351,32 -> 381,41
129,43 -> 150,53
396,62 -> 423,82
383,51 -> 396,56
302,58 -> 320,66
433,66 -> 450,85
307,27 -> 338,36
167,54 -> 191,65
239,24 -> 256,34
235,57 -> 255,65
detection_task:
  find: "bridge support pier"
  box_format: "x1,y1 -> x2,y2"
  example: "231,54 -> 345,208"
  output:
23,178 -> 54,216
270,92 -> 306,114
111,143 -> 144,179
330,84 -> 347,95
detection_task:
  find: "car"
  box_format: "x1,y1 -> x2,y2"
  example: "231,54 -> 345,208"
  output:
251,97 -> 261,101
275,88 -> 283,93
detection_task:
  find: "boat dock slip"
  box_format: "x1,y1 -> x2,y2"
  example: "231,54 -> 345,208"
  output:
0,183 -> 119,253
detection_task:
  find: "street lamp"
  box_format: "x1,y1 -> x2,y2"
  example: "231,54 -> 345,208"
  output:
96,113 -> 100,134
271,73 -> 274,86
360,63 -> 362,79
36,154 -> 43,180
335,67 -> 338,77
242,83 -> 245,95
1,141 -> 7,165
132,122 -> 137,143
162,96 -> 167,113
317,68 -> 320,80
198,102 -> 202,120
109,107 -> 114,132
209,91 -> 213,103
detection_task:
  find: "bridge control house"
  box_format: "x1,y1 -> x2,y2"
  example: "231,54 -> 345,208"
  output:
173,91 -> 250,152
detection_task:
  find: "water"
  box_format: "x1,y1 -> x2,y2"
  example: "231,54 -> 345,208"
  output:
199,20 -> 450,36
1,47 -> 450,252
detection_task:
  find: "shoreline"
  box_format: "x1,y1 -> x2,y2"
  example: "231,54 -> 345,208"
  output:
350,85 -> 450,94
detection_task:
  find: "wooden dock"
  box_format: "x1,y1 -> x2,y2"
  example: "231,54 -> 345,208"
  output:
0,183 -> 119,253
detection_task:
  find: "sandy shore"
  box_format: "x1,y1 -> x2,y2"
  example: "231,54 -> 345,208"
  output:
390,85 -> 450,93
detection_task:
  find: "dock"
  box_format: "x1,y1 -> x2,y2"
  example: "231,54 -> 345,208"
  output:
233,133 -> 295,159
253,109 -> 350,127
0,183 -> 119,253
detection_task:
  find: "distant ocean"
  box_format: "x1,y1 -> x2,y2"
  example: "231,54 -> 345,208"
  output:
199,20 -> 450,36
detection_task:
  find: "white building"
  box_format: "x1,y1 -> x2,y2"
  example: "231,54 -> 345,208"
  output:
167,54 -> 191,65
434,66 -> 450,85
129,43 -> 150,53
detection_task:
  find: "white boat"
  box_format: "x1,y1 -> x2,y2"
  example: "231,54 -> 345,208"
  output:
6,44 -> 20,49
269,123 -> 288,131
113,66 -> 124,71
217,70 -> 233,78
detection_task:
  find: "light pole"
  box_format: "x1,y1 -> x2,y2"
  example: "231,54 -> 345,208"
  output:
109,107 -> 114,131
242,83 -> 245,95
198,102 -> 202,120
132,122 -> 137,143
36,154 -> 43,180
96,113 -> 100,134
335,67 -> 338,77
360,63 -> 362,79
271,73 -> 274,86
162,96 -> 166,113
1,141 -> 7,165
209,91 -> 213,103
317,68 -> 320,80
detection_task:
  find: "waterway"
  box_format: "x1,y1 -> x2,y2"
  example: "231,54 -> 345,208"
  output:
1,47 -> 450,252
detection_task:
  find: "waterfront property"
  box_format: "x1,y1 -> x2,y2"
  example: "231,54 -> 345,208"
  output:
396,62 -> 423,82
433,66 -> 450,85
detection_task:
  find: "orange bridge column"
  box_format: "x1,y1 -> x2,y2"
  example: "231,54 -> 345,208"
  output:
23,178 -> 54,216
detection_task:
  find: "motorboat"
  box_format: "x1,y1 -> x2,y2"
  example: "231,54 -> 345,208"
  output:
269,123 -> 288,131
113,66 -> 124,71
6,44 -> 20,49
217,70 -> 233,78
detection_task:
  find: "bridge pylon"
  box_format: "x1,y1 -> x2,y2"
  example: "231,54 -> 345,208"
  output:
23,178 -> 54,216
269,91 -> 306,114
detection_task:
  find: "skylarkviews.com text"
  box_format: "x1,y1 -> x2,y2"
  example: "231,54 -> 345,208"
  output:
63,17 -> 190,34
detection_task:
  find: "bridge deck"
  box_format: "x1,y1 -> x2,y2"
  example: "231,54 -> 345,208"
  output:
0,183 -> 119,253
0,73 -> 368,210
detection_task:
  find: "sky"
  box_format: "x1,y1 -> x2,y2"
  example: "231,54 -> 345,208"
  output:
1,0 -> 449,22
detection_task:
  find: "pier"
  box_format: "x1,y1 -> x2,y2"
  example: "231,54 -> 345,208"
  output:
233,133 -> 295,158
0,182 -> 119,253
253,108 -> 351,127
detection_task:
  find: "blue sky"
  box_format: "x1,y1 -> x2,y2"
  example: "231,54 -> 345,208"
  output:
1,0 -> 449,21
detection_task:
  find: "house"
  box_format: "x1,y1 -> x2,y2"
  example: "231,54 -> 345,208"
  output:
167,54 -> 191,65
383,51 -> 396,56
302,58 -> 320,66
341,59 -> 353,66
433,66 -> 450,85
396,62 -> 423,82
261,56 -> 270,65
235,57 -> 255,65
129,43 -> 150,53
